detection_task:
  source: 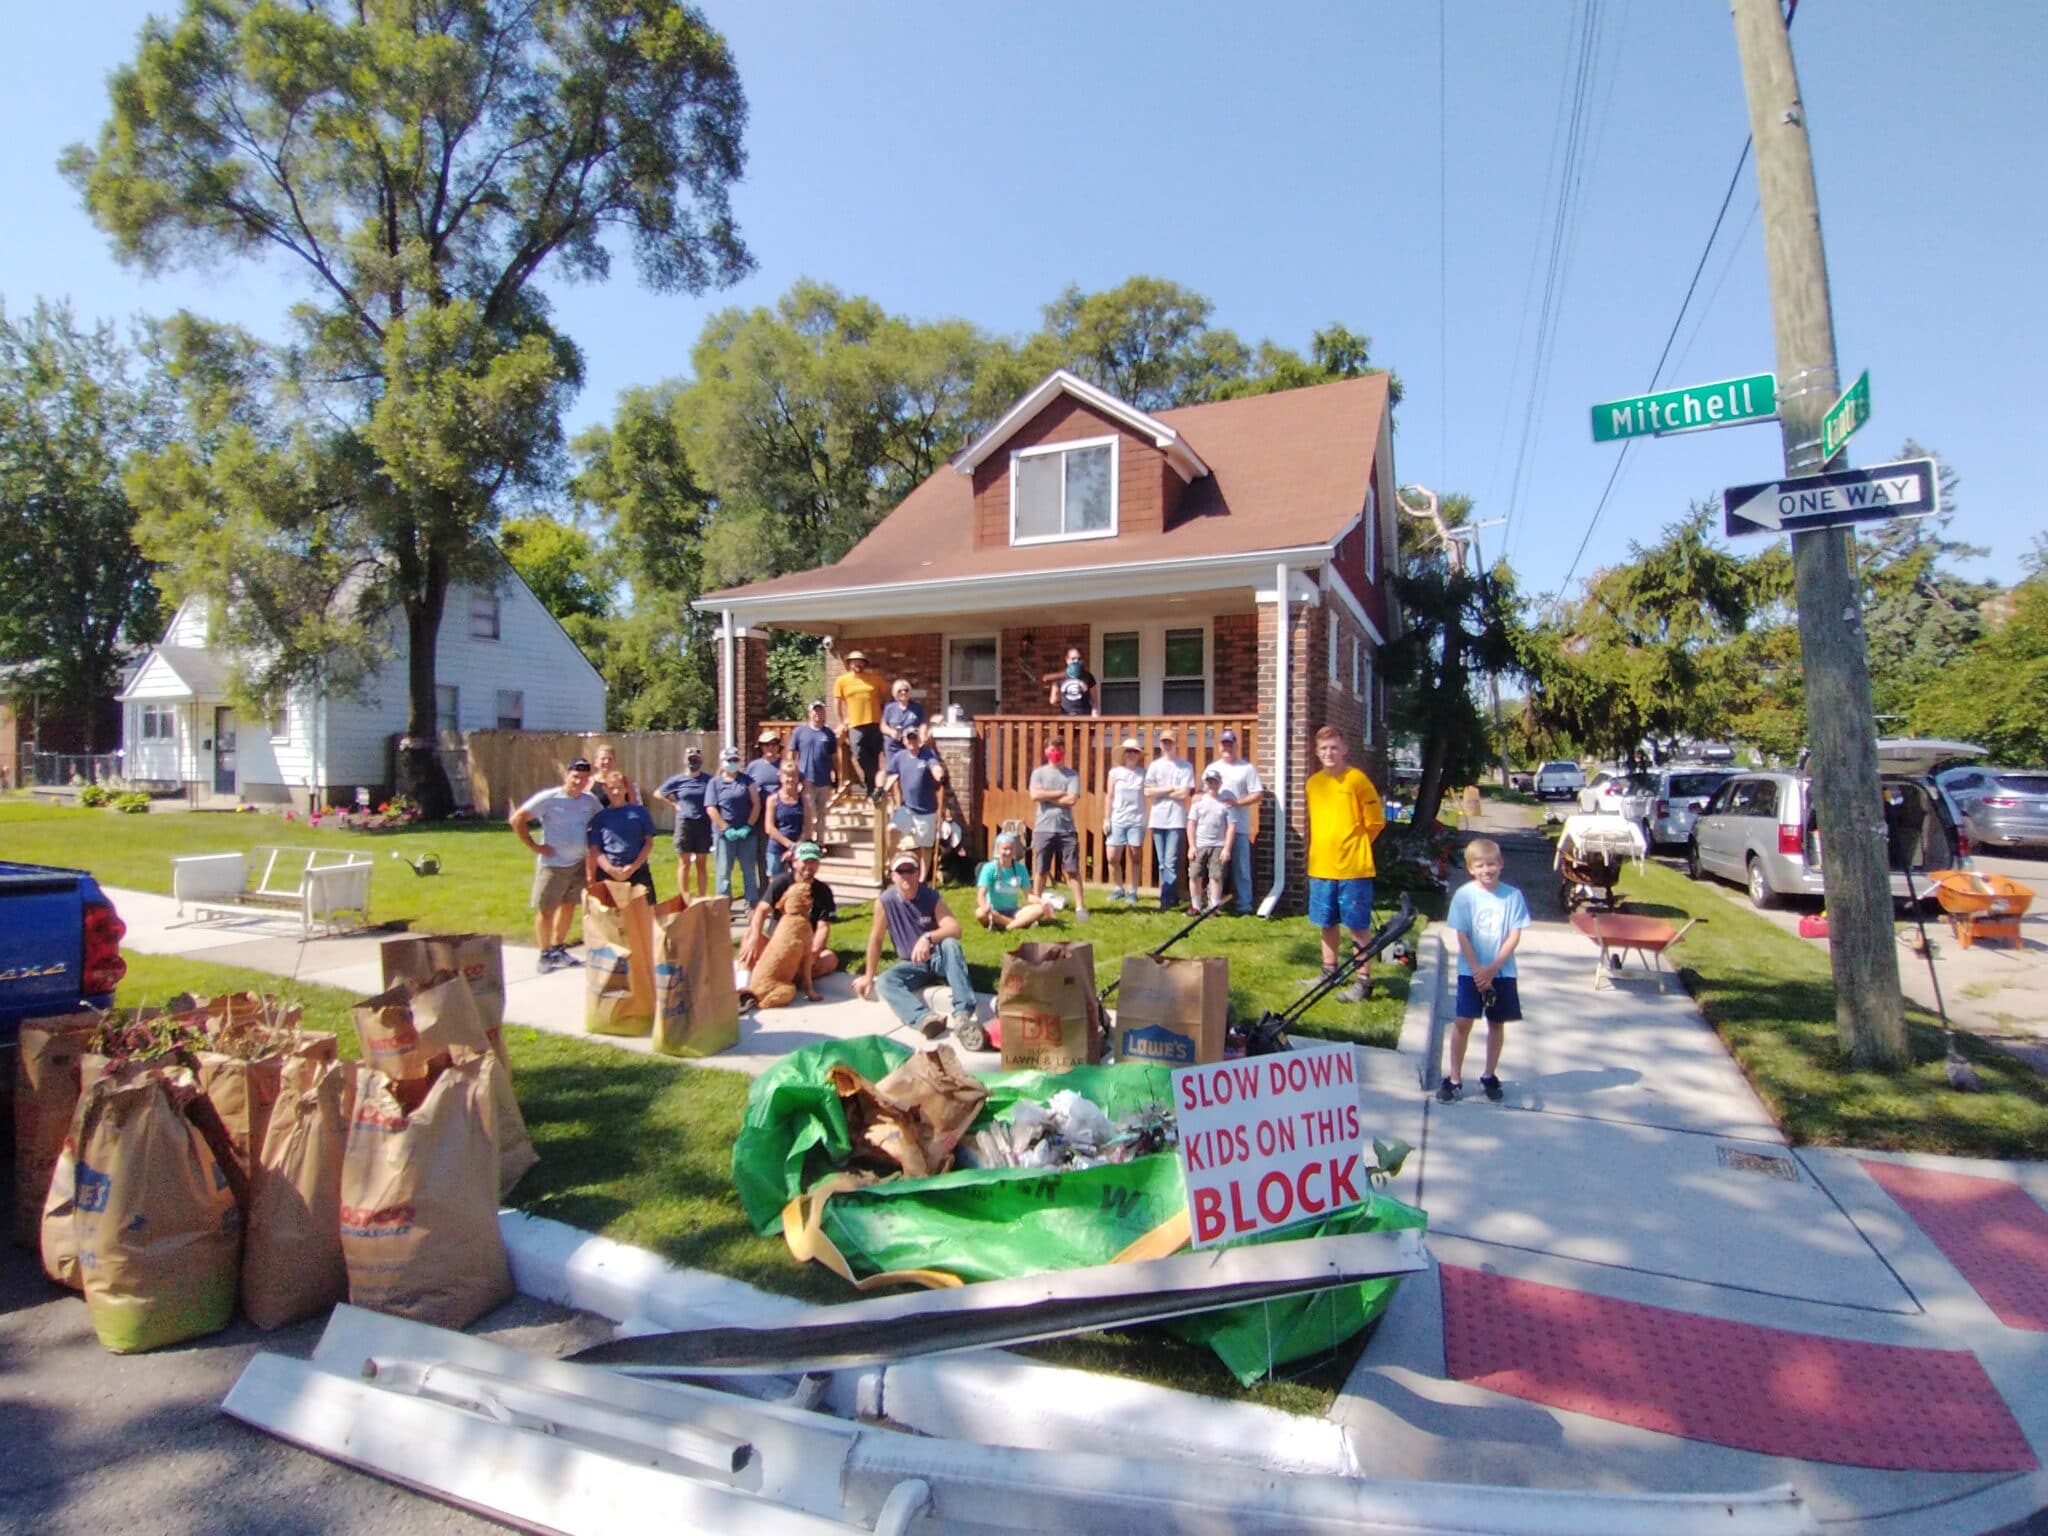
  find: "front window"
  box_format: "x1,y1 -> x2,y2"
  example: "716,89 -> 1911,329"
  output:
495,690 -> 524,730
1161,628 -> 1207,714
1011,437 -> 1117,544
1100,631 -> 1141,714
945,637 -> 998,719
270,703 -> 289,741
469,591 -> 501,640
435,684 -> 459,734
138,703 -> 173,741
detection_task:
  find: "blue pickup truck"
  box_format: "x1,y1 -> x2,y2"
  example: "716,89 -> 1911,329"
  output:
1,862 -> 127,1142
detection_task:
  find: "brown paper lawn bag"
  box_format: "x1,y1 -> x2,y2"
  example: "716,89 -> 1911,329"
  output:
14,1013 -> 99,1249
997,941 -> 1103,1070
381,933 -> 507,1064
242,1056 -> 357,1331
340,1050 -> 512,1330
72,1067 -> 241,1353
828,1043 -> 988,1179
651,895 -> 740,1059
584,880 -> 656,1037
1111,953 -> 1231,1067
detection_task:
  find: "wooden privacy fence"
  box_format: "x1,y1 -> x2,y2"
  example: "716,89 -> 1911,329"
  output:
461,729 -> 721,828
976,714 -> 1261,890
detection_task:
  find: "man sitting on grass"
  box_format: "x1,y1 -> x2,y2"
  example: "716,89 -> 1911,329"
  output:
855,847 -> 976,1040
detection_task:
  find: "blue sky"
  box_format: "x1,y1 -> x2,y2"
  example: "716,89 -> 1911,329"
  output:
1,1 -> 2039,601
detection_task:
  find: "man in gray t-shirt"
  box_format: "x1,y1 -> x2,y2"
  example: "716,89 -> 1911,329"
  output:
510,756 -> 600,972
1027,741 -> 1088,921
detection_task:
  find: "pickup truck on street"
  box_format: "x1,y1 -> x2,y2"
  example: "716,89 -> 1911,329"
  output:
1,861 -> 127,1150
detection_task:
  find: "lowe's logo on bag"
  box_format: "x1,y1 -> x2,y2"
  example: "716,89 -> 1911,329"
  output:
75,1163 -> 112,1214
1120,1024 -> 1194,1065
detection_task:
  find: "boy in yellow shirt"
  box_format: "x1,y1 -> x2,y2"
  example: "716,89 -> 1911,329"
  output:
1304,725 -> 1386,1001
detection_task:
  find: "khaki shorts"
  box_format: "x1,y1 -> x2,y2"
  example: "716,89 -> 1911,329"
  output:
532,860 -> 588,911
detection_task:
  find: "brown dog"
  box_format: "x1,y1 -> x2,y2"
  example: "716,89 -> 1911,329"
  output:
743,878 -> 817,1010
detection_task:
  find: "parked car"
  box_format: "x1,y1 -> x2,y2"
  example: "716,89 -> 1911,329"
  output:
1686,740 -> 1975,908
1,862 -> 128,1153
1579,769 -> 1656,823
1935,765 -> 2048,852
1645,766 -> 1736,850
1534,760 -> 1586,800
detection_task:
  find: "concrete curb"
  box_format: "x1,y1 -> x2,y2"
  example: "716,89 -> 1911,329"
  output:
497,1208 -> 1361,1478
1396,925 -> 1453,1090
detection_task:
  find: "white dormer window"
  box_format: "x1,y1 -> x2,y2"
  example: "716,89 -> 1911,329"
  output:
1010,436 -> 1118,545
469,591 -> 501,640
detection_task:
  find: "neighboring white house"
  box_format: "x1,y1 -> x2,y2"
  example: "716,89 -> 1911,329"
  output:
120,567 -> 605,809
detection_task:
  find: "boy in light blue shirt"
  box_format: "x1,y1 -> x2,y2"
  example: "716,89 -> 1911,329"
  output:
1438,837 -> 1531,1104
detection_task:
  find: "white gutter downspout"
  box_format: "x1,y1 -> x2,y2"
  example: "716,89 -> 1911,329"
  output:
1258,561 -> 1290,918
720,608 -> 737,750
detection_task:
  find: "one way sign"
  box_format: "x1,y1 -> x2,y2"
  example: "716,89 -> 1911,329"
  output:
1723,457 -> 1939,538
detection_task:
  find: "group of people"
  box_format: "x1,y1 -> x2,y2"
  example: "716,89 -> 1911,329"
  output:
502,697 -> 1538,1076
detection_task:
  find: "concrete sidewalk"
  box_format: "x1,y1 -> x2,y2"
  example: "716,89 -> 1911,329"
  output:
1334,821 -> 2048,1534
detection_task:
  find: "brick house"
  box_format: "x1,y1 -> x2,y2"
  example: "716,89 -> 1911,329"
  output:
696,369 -> 1401,912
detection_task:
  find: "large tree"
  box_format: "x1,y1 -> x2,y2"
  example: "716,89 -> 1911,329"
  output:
0,300 -> 170,751
69,0 -> 751,813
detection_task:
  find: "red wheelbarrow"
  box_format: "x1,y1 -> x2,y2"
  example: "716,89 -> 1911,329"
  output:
1570,909 -> 1701,992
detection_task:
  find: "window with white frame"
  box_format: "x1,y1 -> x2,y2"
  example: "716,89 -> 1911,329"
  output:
1099,631 -> 1141,714
435,684 -> 459,734
945,637 -> 999,719
270,703 -> 290,741
495,690 -> 524,730
469,590 -> 501,640
138,703 -> 173,741
1161,627 -> 1207,714
1011,436 -> 1117,544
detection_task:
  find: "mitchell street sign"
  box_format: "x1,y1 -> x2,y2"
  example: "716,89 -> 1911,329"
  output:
1590,372 -> 1777,442
1723,456 -> 1938,538
1820,370 -> 1871,463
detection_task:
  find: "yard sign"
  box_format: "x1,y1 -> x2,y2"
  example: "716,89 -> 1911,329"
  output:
1174,1043 -> 1367,1248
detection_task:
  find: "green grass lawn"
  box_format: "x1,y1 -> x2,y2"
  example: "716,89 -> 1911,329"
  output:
112,948 -> 1368,1412
1621,860 -> 2048,1158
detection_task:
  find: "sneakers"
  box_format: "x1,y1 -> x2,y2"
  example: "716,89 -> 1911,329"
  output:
1073,904 -> 1089,924
1436,1076 -> 1462,1104
948,1008 -> 976,1036
556,947 -> 581,968
1481,1074 -> 1505,1103
1336,977 -> 1370,1003
537,947 -> 561,974
917,1013 -> 949,1039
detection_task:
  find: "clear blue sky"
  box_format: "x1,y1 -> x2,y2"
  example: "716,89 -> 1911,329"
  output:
1,1 -> 2039,601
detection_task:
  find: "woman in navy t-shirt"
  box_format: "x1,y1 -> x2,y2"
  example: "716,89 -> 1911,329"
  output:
765,768 -> 809,882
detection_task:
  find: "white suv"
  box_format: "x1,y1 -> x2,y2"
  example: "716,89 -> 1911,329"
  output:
1534,760 -> 1586,800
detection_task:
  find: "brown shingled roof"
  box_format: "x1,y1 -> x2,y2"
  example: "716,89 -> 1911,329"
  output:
701,372 -> 1389,605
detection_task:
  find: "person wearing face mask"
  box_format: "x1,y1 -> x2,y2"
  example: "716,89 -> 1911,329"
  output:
511,756 -> 600,973
1045,646 -> 1099,717
707,745 -> 762,908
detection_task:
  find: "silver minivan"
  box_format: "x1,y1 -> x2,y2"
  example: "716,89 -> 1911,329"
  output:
1646,766 -> 1735,850
1686,741 -> 1974,908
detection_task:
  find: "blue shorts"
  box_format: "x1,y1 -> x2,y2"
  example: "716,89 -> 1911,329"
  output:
1106,823 -> 1143,848
1307,877 -> 1374,931
1455,974 -> 1522,1024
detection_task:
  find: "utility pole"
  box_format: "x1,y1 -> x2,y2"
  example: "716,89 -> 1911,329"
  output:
1731,0 -> 1905,1067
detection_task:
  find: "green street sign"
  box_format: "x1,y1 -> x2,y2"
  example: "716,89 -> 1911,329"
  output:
1590,372 -> 1777,443
1821,370 -> 1870,463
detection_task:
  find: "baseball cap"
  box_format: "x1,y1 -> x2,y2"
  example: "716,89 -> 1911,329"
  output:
1204,768 -> 1223,783
566,756 -> 592,773
1120,737 -> 1141,751
890,849 -> 921,872
808,699 -> 825,710
719,746 -> 741,764
795,840 -> 822,861
1220,728 -> 1238,743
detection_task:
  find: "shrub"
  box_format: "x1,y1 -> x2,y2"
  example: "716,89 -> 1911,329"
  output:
113,792 -> 153,814
77,783 -> 111,808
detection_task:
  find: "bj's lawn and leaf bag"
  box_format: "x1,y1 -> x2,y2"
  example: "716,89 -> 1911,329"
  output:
731,1038 -> 1427,1385
242,1056 -> 357,1331
381,934 -> 508,1063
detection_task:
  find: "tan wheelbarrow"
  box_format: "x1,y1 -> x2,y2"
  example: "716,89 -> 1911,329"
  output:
1570,909 -> 1701,991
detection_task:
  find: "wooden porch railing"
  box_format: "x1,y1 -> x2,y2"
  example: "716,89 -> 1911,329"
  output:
976,714 -> 1261,891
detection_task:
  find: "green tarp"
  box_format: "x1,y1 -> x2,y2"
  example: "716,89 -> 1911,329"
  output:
732,1038 -> 1427,1385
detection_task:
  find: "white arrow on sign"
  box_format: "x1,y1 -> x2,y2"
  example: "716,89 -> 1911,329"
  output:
1723,457 -> 1938,537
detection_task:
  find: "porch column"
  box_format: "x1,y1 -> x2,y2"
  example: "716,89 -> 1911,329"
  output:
717,623 -> 770,751
1256,575 -> 1322,917
930,722 -> 981,860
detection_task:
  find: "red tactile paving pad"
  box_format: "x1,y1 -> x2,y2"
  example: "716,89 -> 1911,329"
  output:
1862,1159 -> 2048,1333
1439,1265 -> 2036,1471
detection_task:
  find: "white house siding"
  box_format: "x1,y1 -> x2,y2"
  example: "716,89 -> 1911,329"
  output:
236,685 -> 317,805
121,653 -> 202,785
318,577 -> 605,791
163,597 -> 211,646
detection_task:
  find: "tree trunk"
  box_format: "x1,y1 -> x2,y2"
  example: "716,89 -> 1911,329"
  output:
395,553 -> 456,821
